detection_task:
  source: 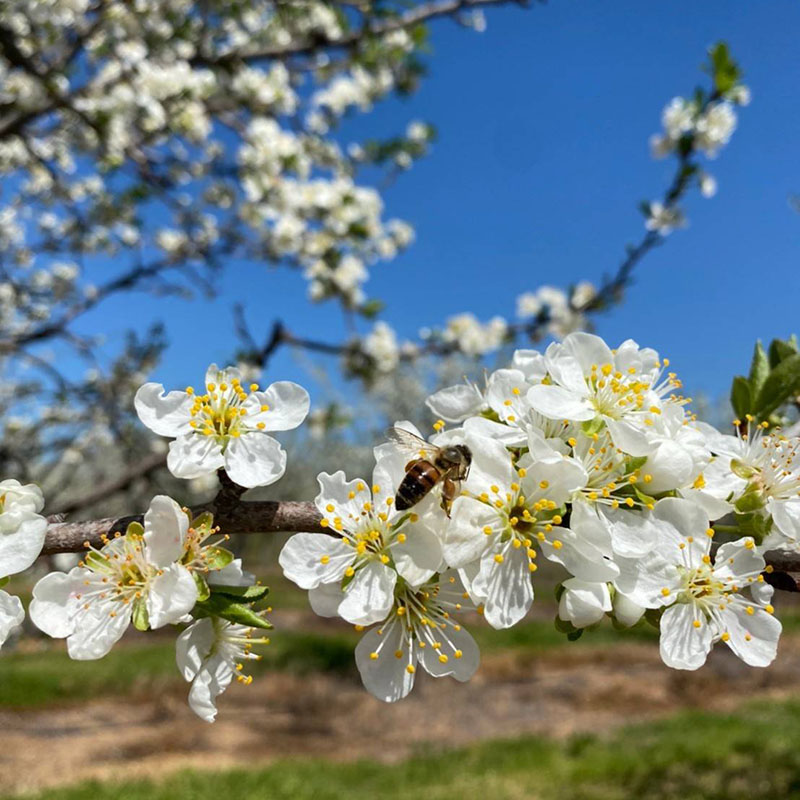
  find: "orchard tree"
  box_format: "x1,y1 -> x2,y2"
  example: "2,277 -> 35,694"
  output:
4,2 -> 800,723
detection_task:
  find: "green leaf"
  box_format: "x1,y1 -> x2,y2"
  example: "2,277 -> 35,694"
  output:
131,596 -> 149,632
359,299 -> 385,319
196,595 -> 273,630
754,353 -> 800,418
708,41 -> 740,94
0,576 -> 8,589
748,341 -> 770,398
730,375 -> 751,419
768,337 -> 798,369
211,584 -> 270,603
203,546 -> 234,571
193,572 -> 211,602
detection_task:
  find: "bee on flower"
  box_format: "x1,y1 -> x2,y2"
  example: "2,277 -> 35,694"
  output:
279,459 -> 445,626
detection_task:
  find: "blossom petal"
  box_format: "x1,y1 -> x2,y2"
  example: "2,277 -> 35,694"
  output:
355,623 -> 415,702
176,617 -> 215,682
444,497 -> 496,568
134,383 -> 193,437
659,603 -> 712,670
713,539 -> 765,583
244,382 -> 310,431
645,439 -> 695,494
558,578 -> 611,628
541,527 -> 619,582
28,570 -> 77,639
188,652 -> 235,723
147,565 -> 198,629
224,433 -> 286,488
418,623 -> 480,681
464,416 -> 528,446
462,435 -> 515,495
562,332 -> 615,374
723,605 -> 781,668
315,471 -> 369,526
308,581 -> 346,617
279,533 -> 352,590
605,419 -> 653,457
478,546 -> 533,630
393,522 -> 444,588
143,495 -> 189,568
601,506 -> 660,559
527,384 -> 595,422
613,590 -> 646,627
770,497 -> 800,541
0,590 -> 25,647
426,384 -> 485,422
167,435 -> 224,479
337,561 -> 396,626
66,604 -> 130,660
0,511 -> 47,577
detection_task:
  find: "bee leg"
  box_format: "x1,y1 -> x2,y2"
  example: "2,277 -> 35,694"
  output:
441,477 -> 457,518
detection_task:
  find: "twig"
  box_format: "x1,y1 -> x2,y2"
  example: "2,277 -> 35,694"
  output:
42,499 -> 326,555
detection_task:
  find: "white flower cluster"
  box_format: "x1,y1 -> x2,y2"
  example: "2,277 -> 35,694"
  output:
282,333 -> 784,702
0,0 -> 430,367
516,283 -> 597,338
21,362 -> 310,722
0,481 -> 47,649
645,78 -> 749,234
442,313 -> 509,357
30,495 -> 267,721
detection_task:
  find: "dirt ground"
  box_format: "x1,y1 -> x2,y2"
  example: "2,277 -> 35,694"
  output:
3,631 -> 800,796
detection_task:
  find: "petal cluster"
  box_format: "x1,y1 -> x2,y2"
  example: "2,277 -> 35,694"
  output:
135,364 -> 310,488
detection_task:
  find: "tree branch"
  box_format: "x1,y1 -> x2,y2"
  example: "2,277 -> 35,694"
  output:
42,499 -> 326,555
39,498 -> 800,593
192,0 -> 532,65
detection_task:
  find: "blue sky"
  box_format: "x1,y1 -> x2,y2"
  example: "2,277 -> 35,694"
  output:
75,0 -> 800,407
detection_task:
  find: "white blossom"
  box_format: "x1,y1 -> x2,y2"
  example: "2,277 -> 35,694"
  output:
135,364 -> 309,488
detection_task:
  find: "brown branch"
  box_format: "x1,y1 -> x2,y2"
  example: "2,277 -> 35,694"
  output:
42,499 -> 326,555
192,0 -> 531,65
39,498 -> 800,594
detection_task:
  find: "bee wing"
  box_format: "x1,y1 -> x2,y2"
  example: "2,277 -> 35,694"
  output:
385,426 -> 439,460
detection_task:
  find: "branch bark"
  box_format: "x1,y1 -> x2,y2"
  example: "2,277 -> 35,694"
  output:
42,500 -> 326,555
40,499 -> 800,592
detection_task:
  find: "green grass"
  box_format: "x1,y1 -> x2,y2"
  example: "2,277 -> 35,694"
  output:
0,611 -> 657,710
0,628 -> 360,709
6,698 -> 800,800
4,605 -> 798,710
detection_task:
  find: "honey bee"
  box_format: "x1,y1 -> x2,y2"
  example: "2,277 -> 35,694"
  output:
386,426 -> 472,516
